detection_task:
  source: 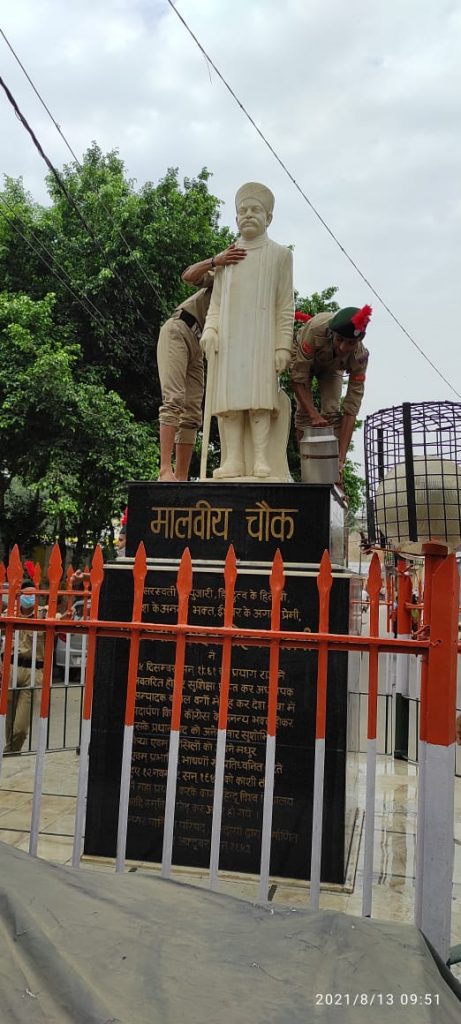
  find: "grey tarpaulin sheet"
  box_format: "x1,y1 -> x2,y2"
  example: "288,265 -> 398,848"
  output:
0,841 -> 459,1024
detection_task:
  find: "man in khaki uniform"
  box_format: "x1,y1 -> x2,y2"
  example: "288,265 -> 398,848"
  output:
157,243 -> 246,480
2,588 -> 45,754
290,305 -> 372,474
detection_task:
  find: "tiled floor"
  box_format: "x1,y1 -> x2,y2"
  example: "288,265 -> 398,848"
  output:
1,747 -> 460,980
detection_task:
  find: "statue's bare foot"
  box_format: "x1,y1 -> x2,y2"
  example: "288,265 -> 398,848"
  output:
159,469 -> 176,481
253,460 -> 271,478
213,461 -> 245,479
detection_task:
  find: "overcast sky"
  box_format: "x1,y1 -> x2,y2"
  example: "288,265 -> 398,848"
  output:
1,0 -> 460,470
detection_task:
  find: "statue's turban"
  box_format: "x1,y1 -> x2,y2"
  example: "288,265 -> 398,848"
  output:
235,182 -> 275,214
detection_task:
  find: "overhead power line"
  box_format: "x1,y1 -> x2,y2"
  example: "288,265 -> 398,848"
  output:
166,0 -> 461,402
0,199 -> 122,346
0,26 -> 170,318
0,73 -> 156,329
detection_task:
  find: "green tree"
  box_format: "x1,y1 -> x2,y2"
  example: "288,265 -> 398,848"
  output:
0,290 -> 157,560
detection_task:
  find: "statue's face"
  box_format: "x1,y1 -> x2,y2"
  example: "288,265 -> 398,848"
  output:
236,199 -> 269,239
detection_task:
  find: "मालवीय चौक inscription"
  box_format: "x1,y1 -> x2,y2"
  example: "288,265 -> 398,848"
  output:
149,500 -> 299,542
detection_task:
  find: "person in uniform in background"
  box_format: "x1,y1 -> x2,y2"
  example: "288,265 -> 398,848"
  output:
2,583 -> 44,754
157,244 -> 247,481
290,305 -> 372,477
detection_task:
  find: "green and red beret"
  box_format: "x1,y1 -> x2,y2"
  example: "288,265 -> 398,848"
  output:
329,305 -> 372,339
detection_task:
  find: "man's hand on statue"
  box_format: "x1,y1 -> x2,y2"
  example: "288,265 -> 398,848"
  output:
200,328 -> 218,358
214,244 -> 247,267
274,349 -> 292,373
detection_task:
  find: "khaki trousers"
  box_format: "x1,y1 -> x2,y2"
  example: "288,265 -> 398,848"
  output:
157,318 -> 204,445
295,370 -> 343,434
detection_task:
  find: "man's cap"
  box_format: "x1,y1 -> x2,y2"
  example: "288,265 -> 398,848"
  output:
235,182 -> 275,215
329,305 -> 372,339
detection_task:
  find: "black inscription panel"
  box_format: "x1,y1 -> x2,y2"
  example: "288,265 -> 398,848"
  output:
126,482 -> 345,565
85,562 -> 353,882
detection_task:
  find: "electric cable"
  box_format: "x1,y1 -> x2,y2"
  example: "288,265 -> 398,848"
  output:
0,73 -> 155,329
166,0 -> 461,401
0,27 -> 172,318
0,199 -> 122,344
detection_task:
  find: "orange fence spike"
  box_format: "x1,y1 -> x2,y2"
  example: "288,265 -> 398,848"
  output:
0,562 -> 5,587
317,549 -> 333,633
82,546 -> 107,724
7,545 -> 23,590
47,544 -> 63,590
270,548 -> 285,598
33,563 -> 41,586
223,545 -> 237,628
132,543 -> 148,621
367,552 -> 382,598
315,550 -> 332,741
38,544 -> 62,722
367,553 -> 382,638
90,544 -> 105,589
317,549 -> 333,596
270,549 -> 285,631
177,548 -> 193,623
224,544 -> 237,588
170,549 -> 192,734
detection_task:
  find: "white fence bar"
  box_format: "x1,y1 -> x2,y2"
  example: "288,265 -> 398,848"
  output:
258,734 -> 276,903
115,724 -> 135,872
419,743 -> 455,960
362,738 -> 377,917
208,728 -> 226,890
29,718 -> 48,856
72,717 -> 92,867
161,729 -> 181,879
309,738 -> 325,910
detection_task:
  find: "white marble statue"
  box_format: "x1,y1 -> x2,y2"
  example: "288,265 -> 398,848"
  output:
200,182 -> 294,480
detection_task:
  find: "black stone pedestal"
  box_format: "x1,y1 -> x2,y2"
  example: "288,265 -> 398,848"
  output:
85,482 -> 359,883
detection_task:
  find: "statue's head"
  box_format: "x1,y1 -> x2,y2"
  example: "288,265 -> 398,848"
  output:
235,182 -> 274,239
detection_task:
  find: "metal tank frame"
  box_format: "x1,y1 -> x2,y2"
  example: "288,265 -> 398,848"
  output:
364,400 -> 461,548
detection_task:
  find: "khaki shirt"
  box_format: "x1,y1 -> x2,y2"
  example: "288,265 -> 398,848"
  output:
1,610 -> 45,665
17,623 -> 45,664
172,271 -> 215,333
290,312 -> 369,417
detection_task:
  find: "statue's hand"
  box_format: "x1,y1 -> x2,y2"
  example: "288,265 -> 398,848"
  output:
275,348 -> 292,373
200,328 -> 218,359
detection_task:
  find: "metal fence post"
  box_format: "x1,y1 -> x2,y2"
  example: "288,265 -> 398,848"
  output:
394,559 -> 412,760
416,551 -> 459,960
